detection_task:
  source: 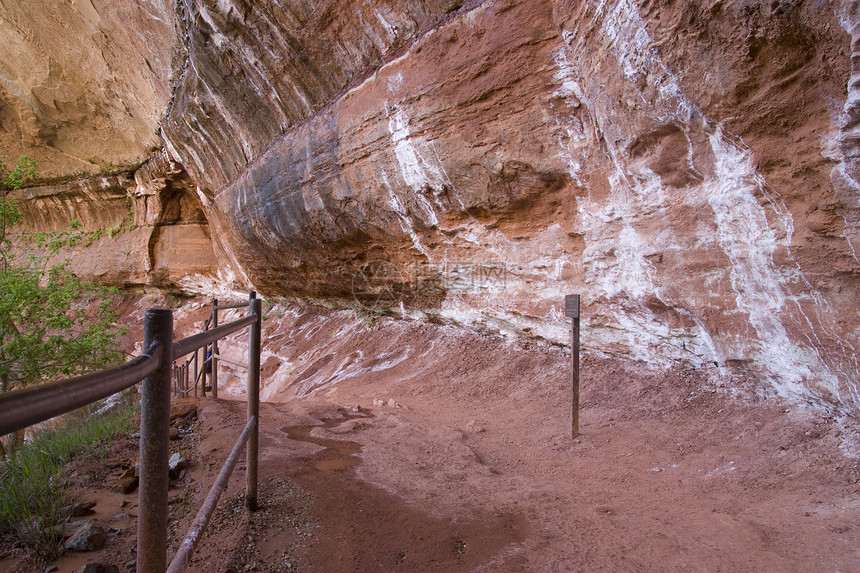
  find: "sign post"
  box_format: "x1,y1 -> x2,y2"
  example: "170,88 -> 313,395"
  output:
565,294 -> 581,439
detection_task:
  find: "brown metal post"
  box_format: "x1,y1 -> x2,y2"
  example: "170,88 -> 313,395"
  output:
211,299 -> 218,399
201,320 -> 208,397
246,294 -> 261,511
193,349 -> 198,398
138,308 -> 173,573
565,295 -> 581,439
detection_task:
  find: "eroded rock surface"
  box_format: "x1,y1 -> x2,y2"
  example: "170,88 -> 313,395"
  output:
3,0 -> 859,414
0,0 -> 180,179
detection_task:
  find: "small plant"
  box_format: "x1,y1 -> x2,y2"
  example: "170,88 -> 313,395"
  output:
0,156 -> 37,191
354,307 -> 380,328
0,157 -> 128,451
348,337 -> 363,352
0,401 -> 137,561
0,156 -> 36,269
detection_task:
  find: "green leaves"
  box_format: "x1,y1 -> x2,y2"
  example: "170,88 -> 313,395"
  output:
0,156 -> 126,393
0,156 -> 34,267
0,259 -> 126,392
1,156 -> 37,191
0,154 -> 130,560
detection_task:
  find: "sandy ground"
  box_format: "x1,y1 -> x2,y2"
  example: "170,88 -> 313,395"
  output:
4,298 -> 860,572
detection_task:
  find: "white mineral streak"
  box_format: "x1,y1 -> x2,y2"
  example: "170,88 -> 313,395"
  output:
386,107 -> 442,226
553,0 -> 857,409
553,42 -> 720,367
831,1 -> 860,263
551,50 -> 590,186
380,169 -> 432,258
179,268 -> 250,299
708,129 -> 842,403
374,9 -> 398,42
224,307 -> 418,399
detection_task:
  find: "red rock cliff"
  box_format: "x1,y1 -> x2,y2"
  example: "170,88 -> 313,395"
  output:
2,0 -> 859,414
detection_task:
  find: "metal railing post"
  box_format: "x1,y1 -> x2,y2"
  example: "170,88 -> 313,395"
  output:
201,319 -> 209,397
193,349 -> 198,398
138,308 -> 173,573
564,294 -> 581,439
211,298 -> 218,399
246,293 -> 261,511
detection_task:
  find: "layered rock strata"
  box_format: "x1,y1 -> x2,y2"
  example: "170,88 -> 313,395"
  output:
2,0 -> 859,415
7,153 -> 216,289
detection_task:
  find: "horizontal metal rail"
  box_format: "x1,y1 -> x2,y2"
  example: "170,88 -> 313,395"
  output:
173,314 -> 256,359
0,342 -> 162,437
211,353 -> 248,370
0,292 -> 262,573
0,313 -> 255,438
213,302 -> 249,311
166,415 -> 256,573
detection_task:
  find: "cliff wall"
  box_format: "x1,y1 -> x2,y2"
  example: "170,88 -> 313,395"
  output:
2,0 -> 859,414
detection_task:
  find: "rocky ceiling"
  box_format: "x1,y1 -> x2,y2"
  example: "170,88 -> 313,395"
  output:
1,0 -> 859,415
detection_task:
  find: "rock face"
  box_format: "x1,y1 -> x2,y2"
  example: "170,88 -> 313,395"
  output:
3,0 -> 860,415
7,153 -> 217,290
0,0 -> 180,179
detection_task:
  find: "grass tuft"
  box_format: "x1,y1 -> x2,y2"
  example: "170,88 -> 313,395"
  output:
0,399 -> 137,561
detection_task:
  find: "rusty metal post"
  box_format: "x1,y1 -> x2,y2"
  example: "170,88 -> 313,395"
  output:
246,294 -> 261,511
138,308 -> 173,573
201,319 -> 209,397
565,294 -> 581,439
193,349 -> 198,398
211,299 -> 218,399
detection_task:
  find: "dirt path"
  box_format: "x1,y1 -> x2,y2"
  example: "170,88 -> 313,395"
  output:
174,303 -> 860,572
6,300 -> 859,572
181,387 -> 859,572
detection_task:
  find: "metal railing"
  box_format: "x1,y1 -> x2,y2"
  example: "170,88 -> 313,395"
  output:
170,297 -> 252,400
0,291 -> 263,573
